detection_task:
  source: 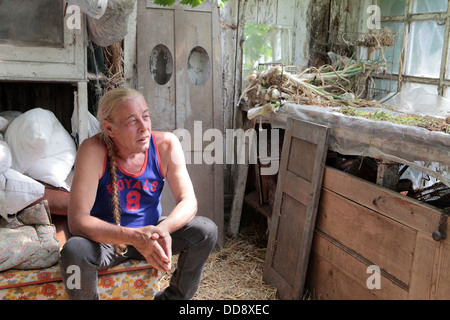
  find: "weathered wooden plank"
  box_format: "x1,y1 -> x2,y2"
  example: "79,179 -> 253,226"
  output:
276,0 -> 296,26
243,0 -> 258,22
287,138 -> 315,182
307,233 -> 409,300
228,163 -> 249,237
137,4 -> 176,131
433,240 -> 450,299
283,171 -> 310,205
271,194 -> 307,286
255,0 -> 277,25
408,232 -> 437,299
308,166 -> 450,300
322,166 -> 443,235
292,0 -> 312,67
316,188 -> 416,287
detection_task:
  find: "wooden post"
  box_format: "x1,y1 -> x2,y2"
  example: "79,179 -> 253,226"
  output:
376,160 -> 400,190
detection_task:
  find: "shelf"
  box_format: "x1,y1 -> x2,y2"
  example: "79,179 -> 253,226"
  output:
244,190 -> 272,218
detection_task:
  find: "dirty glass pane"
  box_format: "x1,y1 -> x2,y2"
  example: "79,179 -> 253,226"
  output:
0,0 -> 64,48
374,22 -> 404,75
242,23 -> 292,87
404,20 -> 444,78
379,0 -> 406,16
411,0 -> 448,14
373,78 -> 398,101
403,82 -> 438,95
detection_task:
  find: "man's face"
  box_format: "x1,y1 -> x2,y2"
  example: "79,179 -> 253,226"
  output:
105,96 -> 152,155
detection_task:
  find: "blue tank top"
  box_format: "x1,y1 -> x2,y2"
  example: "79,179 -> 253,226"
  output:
90,133 -> 165,228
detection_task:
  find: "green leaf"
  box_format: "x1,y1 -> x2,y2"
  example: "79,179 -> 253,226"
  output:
153,0 -> 228,8
217,0 -> 227,8
179,0 -> 204,7
153,0 -> 177,6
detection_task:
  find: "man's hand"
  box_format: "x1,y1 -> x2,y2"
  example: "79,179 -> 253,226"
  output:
133,225 -> 172,272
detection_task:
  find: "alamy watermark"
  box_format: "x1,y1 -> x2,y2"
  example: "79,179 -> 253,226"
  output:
65,5 -> 82,30
367,265 -> 381,290
173,121 -> 280,176
367,5 -> 381,30
66,4 -> 383,31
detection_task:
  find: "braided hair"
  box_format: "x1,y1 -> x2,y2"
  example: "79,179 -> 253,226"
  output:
97,88 -> 144,255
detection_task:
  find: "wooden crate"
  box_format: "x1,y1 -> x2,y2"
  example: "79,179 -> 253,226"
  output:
306,166 -> 450,300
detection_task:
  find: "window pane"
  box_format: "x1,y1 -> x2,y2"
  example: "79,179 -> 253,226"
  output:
242,23 -> 292,86
404,20 -> 444,78
380,0 -> 406,16
411,0 -> 448,14
403,82 -> 438,95
0,0 -> 64,48
373,79 -> 398,101
401,83 -> 449,117
377,22 -> 404,75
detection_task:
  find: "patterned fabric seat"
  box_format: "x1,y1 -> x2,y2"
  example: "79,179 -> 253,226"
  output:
0,259 -> 160,300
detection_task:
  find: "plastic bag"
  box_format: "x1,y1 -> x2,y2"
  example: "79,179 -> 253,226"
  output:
66,0 -> 108,19
5,108 -> 77,190
0,169 -> 45,219
71,108 -> 100,145
87,0 -> 135,47
384,86 -> 450,119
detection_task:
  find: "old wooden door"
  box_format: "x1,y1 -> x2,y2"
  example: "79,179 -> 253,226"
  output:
137,0 -> 224,245
264,117 -> 329,299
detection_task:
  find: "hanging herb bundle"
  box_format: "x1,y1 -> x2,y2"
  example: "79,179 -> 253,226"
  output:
241,57 -> 388,118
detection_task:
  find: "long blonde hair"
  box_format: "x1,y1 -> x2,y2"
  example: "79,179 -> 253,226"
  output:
97,88 -> 144,255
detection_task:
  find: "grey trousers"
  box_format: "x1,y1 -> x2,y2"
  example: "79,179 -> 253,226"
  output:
59,216 -> 218,300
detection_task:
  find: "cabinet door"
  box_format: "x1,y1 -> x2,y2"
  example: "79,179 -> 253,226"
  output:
0,0 -> 86,81
137,0 -> 224,246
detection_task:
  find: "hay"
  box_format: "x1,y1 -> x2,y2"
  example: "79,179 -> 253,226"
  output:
159,214 -> 279,300
355,27 -> 395,48
102,41 -> 125,92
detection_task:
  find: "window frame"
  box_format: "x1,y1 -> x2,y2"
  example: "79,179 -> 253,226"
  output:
374,0 -> 450,97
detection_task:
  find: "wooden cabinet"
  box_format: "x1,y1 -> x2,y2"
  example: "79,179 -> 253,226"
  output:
261,118 -> 450,300
0,0 -> 89,143
307,167 -> 450,300
0,0 -> 86,81
136,0 -> 224,246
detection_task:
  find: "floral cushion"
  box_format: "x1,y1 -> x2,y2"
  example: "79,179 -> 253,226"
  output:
0,200 -> 60,272
0,259 -> 161,300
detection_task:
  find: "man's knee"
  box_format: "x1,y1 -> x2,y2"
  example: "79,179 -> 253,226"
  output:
60,236 -> 99,267
193,216 -> 218,247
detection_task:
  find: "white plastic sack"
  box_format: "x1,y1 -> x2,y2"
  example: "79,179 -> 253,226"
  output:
0,117 -> 8,132
0,111 -> 22,132
5,108 -> 77,190
0,141 -> 12,174
0,169 -> 45,220
5,109 -> 53,174
71,109 -> 100,141
87,0 -> 135,47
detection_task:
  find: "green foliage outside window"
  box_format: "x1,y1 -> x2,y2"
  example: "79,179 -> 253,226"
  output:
153,0 -> 228,8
